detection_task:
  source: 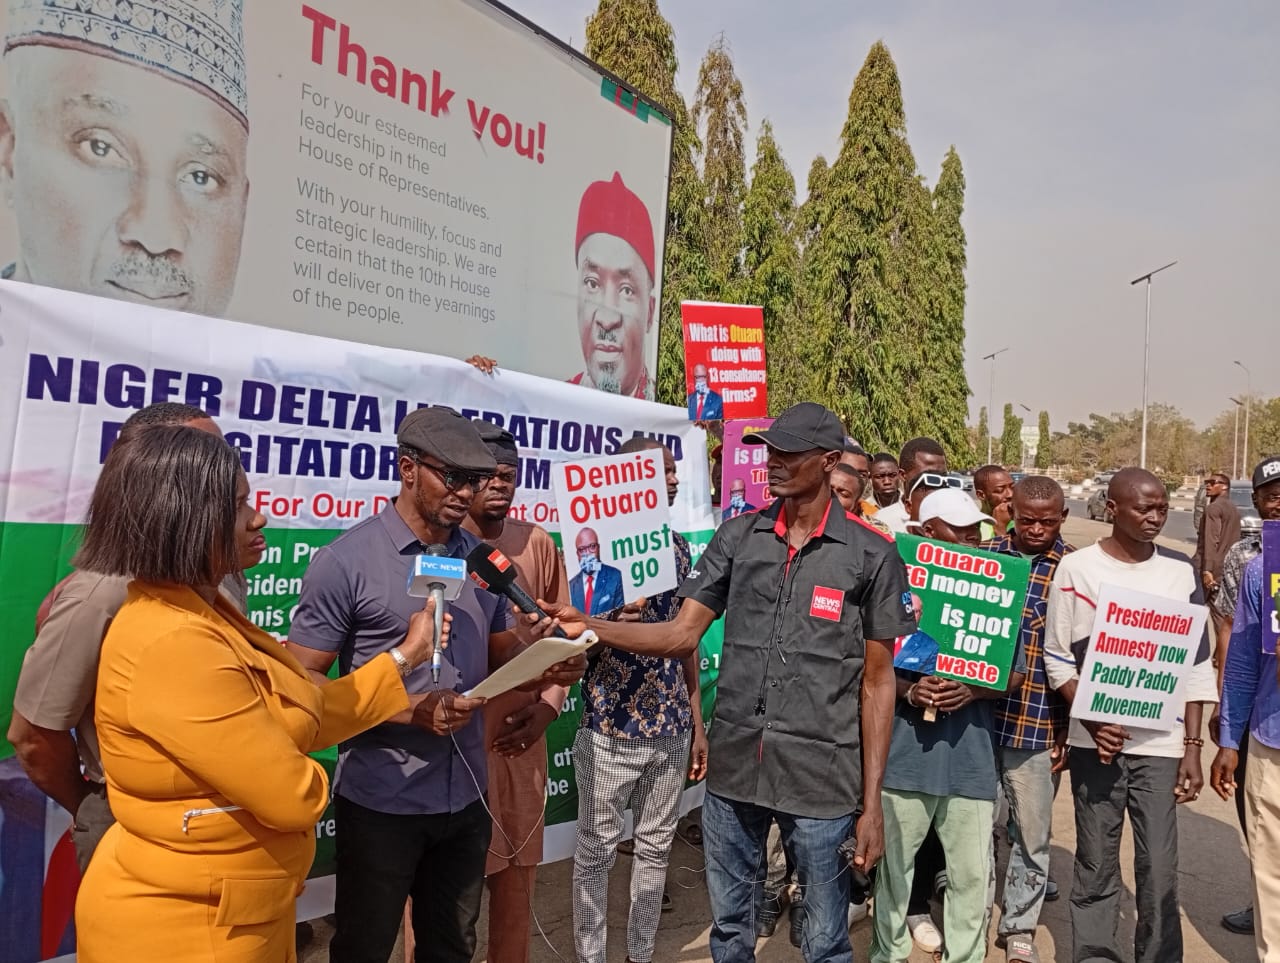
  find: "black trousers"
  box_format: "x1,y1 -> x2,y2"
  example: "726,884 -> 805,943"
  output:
329,795 -> 492,963
1069,749 -> 1182,963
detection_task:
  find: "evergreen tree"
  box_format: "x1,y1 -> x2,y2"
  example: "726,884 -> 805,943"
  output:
692,35 -> 748,296
1000,403 -> 1023,466
798,42 -> 927,447
741,119 -> 802,412
921,148 -> 973,464
584,0 -> 707,405
1036,411 -> 1051,469
977,405 -> 989,461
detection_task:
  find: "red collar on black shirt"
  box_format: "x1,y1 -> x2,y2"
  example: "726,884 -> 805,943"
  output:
773,499 -> 835,561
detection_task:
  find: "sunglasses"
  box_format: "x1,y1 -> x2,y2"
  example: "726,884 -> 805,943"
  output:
908,472 -> 962,496
414,457 -> 493,493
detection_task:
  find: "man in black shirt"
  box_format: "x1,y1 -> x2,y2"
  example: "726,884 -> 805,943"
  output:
545,402 -> 915,963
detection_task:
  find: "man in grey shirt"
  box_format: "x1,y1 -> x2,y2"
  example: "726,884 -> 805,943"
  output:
287,406 -> 583,963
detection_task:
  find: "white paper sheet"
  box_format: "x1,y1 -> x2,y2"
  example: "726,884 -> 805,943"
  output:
465,631 -> 597,700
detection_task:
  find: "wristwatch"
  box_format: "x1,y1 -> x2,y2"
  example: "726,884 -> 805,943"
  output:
389,646 -> 413,677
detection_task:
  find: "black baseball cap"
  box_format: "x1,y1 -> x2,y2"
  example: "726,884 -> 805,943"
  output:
1253,456 -> 1280,490
397,406 -> 496,473
473,419 -> 519,468
743,402 -> 846,453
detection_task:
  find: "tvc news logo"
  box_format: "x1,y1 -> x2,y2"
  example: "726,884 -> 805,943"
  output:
810,586 -> 844,621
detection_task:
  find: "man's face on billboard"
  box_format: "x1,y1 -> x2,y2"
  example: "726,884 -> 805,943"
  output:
0,46 -> 249,315
576,232 -> 653,396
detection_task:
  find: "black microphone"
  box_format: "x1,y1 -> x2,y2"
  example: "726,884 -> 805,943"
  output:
466,542 -> 569,638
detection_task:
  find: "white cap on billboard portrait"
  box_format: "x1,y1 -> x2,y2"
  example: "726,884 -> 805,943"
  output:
5,0 -> 247,126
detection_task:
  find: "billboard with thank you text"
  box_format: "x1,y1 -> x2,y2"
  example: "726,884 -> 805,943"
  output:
0,282 -> 711,961
0,0 -> 672,399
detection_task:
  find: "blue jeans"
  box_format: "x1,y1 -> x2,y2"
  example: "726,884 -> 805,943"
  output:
702,791 -> 853,963
998,746 -> 1057,937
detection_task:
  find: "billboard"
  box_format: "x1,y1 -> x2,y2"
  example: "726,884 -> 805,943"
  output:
0,0 -> 673,400
0,282 -> 712,960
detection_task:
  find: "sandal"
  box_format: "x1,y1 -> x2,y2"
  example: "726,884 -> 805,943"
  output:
1004,934 -> 1041,962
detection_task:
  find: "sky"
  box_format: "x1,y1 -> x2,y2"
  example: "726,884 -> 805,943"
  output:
508,0 -> 1278,434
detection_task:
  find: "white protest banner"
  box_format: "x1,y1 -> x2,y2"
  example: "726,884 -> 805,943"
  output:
552,450 -> 678,614
0,281 -> 711,961
1071,583 -> 1208,731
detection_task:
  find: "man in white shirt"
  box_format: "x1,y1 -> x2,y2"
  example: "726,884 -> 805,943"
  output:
1043,468 -> 1216,963
877,437 -> 948,535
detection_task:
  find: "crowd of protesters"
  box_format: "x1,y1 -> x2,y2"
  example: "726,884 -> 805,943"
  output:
8,396 -> 1274,963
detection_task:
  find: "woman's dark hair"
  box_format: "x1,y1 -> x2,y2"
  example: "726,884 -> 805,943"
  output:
75,425 -> 241,586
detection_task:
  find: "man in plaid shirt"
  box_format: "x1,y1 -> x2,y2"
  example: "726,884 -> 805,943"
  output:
982,476 -> 1074,963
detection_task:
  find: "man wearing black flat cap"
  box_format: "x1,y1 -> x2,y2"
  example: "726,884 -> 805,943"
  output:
287,406 -> 585,963
543,402 -> 916,963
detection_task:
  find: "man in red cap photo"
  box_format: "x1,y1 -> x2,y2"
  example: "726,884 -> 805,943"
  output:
568,171 -> 656,400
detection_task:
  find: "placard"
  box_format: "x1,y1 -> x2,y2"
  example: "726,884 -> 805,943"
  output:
1071,583 -> 1208,731
1264,519 -> 1280,655
896,534 -> 1031,689
720,419 -> 773,521
552,449 -> 677,613
680,301 -> 768,419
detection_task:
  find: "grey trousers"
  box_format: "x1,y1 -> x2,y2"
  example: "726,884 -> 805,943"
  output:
1069,748 -> 1182,963
571,728 -> 691,963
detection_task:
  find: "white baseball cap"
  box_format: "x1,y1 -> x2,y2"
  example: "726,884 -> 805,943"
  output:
915,488 -> 994,530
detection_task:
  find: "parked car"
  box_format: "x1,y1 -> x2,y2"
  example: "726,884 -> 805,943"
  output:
1229,481 -> 1261,533
1086,487 -> 1112,523
948,471 -> 975,493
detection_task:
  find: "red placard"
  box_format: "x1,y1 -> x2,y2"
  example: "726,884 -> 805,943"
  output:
680,301 -> 768,420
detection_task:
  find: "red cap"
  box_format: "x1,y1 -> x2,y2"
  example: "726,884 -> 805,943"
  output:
575,172 -> 656,281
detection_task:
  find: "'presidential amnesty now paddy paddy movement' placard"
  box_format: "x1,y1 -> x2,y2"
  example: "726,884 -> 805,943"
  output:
1071,584 -> 1208,731
896,534 -> 1030,689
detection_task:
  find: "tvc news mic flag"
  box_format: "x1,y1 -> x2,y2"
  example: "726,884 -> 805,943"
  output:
408,553 -> 467,598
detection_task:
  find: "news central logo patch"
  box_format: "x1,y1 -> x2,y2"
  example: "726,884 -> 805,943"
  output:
810,585 -> 844,621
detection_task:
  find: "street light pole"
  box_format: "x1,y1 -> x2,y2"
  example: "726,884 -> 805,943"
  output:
1230,397 -> 1242,478
983,347 -> 1009,465
1235,361 -> 1251,473
1130,261 -> 1177,469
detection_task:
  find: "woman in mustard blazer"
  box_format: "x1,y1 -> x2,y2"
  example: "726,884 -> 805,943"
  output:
72,425 -> 441,962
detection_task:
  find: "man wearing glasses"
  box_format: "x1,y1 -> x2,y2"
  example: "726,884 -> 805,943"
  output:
288,406 -> 585,963
876,438 -> 952,535
1193,471 -> 1240,637
570,527 -> 625,616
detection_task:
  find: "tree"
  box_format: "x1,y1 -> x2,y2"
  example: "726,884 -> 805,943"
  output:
976,405 -> 989,461
585,0 -> 707,405
692,35 -> 747,295
1035,411 -> 1051,469
741,119 -> 802,412
1000,403 -> 1023,466
920,147 -> 973,465
798,42 -> 927,448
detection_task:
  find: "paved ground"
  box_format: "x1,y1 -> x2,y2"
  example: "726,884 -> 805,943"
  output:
303,513 -> 1257,962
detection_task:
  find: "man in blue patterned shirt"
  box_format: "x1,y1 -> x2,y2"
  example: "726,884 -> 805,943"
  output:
981,476 -> 1074,963
572,436 -> 708,963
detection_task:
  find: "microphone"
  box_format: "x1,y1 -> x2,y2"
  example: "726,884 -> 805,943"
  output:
407,545 -> 467,682
466,542 -> 569,639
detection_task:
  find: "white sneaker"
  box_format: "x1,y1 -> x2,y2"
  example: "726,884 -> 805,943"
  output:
848,900 -> 870,927
907,913 -> 943,953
